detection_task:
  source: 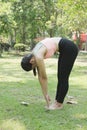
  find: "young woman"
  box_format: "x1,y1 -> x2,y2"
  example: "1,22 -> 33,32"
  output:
21,37 -> 79,110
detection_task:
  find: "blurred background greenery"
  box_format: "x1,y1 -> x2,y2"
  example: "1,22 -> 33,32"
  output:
0,0 -> 87,57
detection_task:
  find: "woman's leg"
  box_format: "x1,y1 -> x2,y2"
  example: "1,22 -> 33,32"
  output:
55,39 -> 78,103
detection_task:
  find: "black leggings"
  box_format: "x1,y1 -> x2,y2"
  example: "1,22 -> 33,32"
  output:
55,38 -> 79,103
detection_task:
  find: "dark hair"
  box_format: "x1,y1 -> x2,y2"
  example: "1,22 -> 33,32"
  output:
21,54 -> 37,76
21,54 -> 33,71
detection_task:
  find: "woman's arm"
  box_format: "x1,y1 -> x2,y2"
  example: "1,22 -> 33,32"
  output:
36,57 -> 50,107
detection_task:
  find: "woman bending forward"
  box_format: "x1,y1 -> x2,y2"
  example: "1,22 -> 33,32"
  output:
21,37 -> 78,110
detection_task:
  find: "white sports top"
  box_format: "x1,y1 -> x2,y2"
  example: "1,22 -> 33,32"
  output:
32,37 -> 62,58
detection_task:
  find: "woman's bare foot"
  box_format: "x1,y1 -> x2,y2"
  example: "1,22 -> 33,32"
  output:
47,101 -> 63,110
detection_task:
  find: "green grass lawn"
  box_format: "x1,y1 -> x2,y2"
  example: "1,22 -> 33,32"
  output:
0,52 -> 87,130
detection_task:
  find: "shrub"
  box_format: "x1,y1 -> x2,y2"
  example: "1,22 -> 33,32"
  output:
14,43 -> 27,52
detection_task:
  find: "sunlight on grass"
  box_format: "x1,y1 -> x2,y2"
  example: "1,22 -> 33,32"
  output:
70,75 -> 87,89
72,113 -> 87,130
74,113 -> 87,119
0,75 -> 23,82
0,119 -> 26,130
0,73 -> 34,82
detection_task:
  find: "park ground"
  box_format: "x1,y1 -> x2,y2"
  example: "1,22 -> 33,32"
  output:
0,51 -> 87,130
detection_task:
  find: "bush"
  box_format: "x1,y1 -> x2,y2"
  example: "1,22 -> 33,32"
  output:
0,37 -> 10,56
14,43 -> 28,52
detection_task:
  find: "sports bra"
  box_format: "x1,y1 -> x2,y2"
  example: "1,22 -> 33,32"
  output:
32,37 -> 62,58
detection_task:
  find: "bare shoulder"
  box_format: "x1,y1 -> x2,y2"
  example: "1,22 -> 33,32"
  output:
33,45 -> 47,59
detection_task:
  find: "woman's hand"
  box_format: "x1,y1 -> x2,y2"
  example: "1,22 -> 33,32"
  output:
45,94 -> 51,107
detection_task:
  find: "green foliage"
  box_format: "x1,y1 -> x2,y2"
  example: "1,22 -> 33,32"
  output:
0,0 -> 87,48
0,2 -> 16,35
14,43 -> 27,51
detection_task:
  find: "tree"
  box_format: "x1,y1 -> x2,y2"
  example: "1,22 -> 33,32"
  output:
0,0 -> 87,51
